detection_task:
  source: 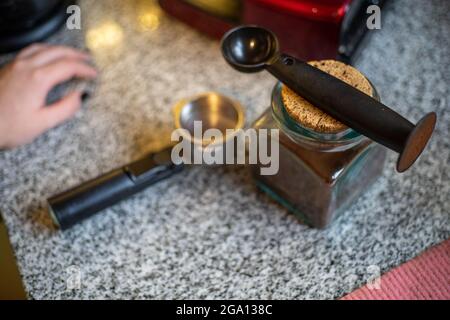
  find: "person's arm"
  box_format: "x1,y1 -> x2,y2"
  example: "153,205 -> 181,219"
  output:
0,43 -> 97,149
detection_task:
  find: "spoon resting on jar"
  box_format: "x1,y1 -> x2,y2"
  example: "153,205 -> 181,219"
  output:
221,25 -> 437,172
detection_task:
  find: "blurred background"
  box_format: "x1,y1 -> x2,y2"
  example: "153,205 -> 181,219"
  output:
0,0 -> 448,300
0,0 -> 386,62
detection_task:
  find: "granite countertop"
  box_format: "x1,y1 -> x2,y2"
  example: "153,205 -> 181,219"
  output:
0,0 -> 448,299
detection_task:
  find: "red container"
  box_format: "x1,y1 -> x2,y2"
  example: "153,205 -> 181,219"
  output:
243,0 -> 351,61
159,0 -> 383,62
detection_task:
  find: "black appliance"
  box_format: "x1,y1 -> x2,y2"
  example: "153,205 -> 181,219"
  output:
0,0 -> 73,53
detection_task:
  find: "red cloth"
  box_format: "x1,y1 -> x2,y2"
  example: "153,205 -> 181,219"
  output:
342,239 -> 450,300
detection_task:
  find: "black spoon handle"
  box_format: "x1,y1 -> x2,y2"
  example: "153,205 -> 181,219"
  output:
47,147 -> 183,230
267,54 -> 436,171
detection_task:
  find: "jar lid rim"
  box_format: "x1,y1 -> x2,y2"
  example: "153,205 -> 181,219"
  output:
271,82 -> 368,145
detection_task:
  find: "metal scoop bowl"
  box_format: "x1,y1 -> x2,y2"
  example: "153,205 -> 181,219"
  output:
173,92 -> 244,147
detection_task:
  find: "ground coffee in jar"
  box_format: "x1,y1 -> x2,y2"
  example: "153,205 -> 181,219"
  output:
252,60 -> 386,228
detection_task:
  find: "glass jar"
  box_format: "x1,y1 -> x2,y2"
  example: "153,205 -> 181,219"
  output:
251,82 -> 386,229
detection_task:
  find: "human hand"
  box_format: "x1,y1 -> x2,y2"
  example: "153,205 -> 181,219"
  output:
0,44 -> 97,149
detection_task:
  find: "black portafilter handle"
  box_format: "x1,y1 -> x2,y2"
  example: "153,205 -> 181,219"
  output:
268,54 -> 437,172
47,147 -> 183,230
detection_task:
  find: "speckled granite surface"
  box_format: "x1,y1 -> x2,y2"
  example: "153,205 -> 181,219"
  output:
0,0 -> 448,299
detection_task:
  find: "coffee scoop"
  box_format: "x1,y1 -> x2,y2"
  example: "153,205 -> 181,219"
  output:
221,25 -> 436,172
